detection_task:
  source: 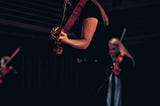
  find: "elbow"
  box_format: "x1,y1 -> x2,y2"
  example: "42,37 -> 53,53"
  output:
72,42 -> 89,50
81,38 -> 93,49
81,43 -> 90,50
81,46 -> 88,50
76,38 -> 92,49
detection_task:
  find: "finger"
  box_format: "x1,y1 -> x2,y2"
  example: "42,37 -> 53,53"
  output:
60,31 -> 67,36
51,26 -> 59,34
55,27 -> 59,31
51,35 -> 57,40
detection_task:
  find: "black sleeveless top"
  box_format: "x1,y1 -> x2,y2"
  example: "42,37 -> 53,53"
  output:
63,1 -> 109,60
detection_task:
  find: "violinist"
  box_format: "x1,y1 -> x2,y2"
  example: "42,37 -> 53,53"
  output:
0,48 -> 19,85
0,56 -> 14,84
51,0 -> 109,53
51,0 -> 110,106
106,37 -> 135,106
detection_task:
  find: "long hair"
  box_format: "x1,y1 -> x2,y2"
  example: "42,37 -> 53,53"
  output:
91,0 -> 109,26
108,37 -> 135,66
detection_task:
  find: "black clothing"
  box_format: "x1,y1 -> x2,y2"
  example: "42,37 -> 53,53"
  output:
105,55 -> 135,106
57,1 -> 111,106
119,55 -> 134,106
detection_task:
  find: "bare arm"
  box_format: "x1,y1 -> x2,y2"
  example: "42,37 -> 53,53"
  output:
59,17 -> 98,49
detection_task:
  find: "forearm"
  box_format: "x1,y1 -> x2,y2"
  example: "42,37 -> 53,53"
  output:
63,38 -> 89,49
59,17 -> 97,49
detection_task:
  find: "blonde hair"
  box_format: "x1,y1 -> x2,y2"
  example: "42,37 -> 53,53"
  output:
109,37 -> 135,66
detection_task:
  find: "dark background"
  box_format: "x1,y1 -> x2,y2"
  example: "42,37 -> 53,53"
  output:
0,0 -> 160,105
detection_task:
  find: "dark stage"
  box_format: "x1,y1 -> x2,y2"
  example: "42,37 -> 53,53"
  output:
0,0 -> 160,105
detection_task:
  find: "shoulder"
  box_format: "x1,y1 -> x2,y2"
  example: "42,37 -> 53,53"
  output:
120,55 -> 135,70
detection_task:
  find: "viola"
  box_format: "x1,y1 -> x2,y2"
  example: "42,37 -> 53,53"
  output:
113,53 -> 124,75
0,48 -> 20,84
51,26 -> 63,55
0,66 -> 14,84
51,0 -> 88,55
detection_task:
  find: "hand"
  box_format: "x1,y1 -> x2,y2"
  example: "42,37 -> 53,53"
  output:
58,31 -> 69,43
50,26 -> 60,40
